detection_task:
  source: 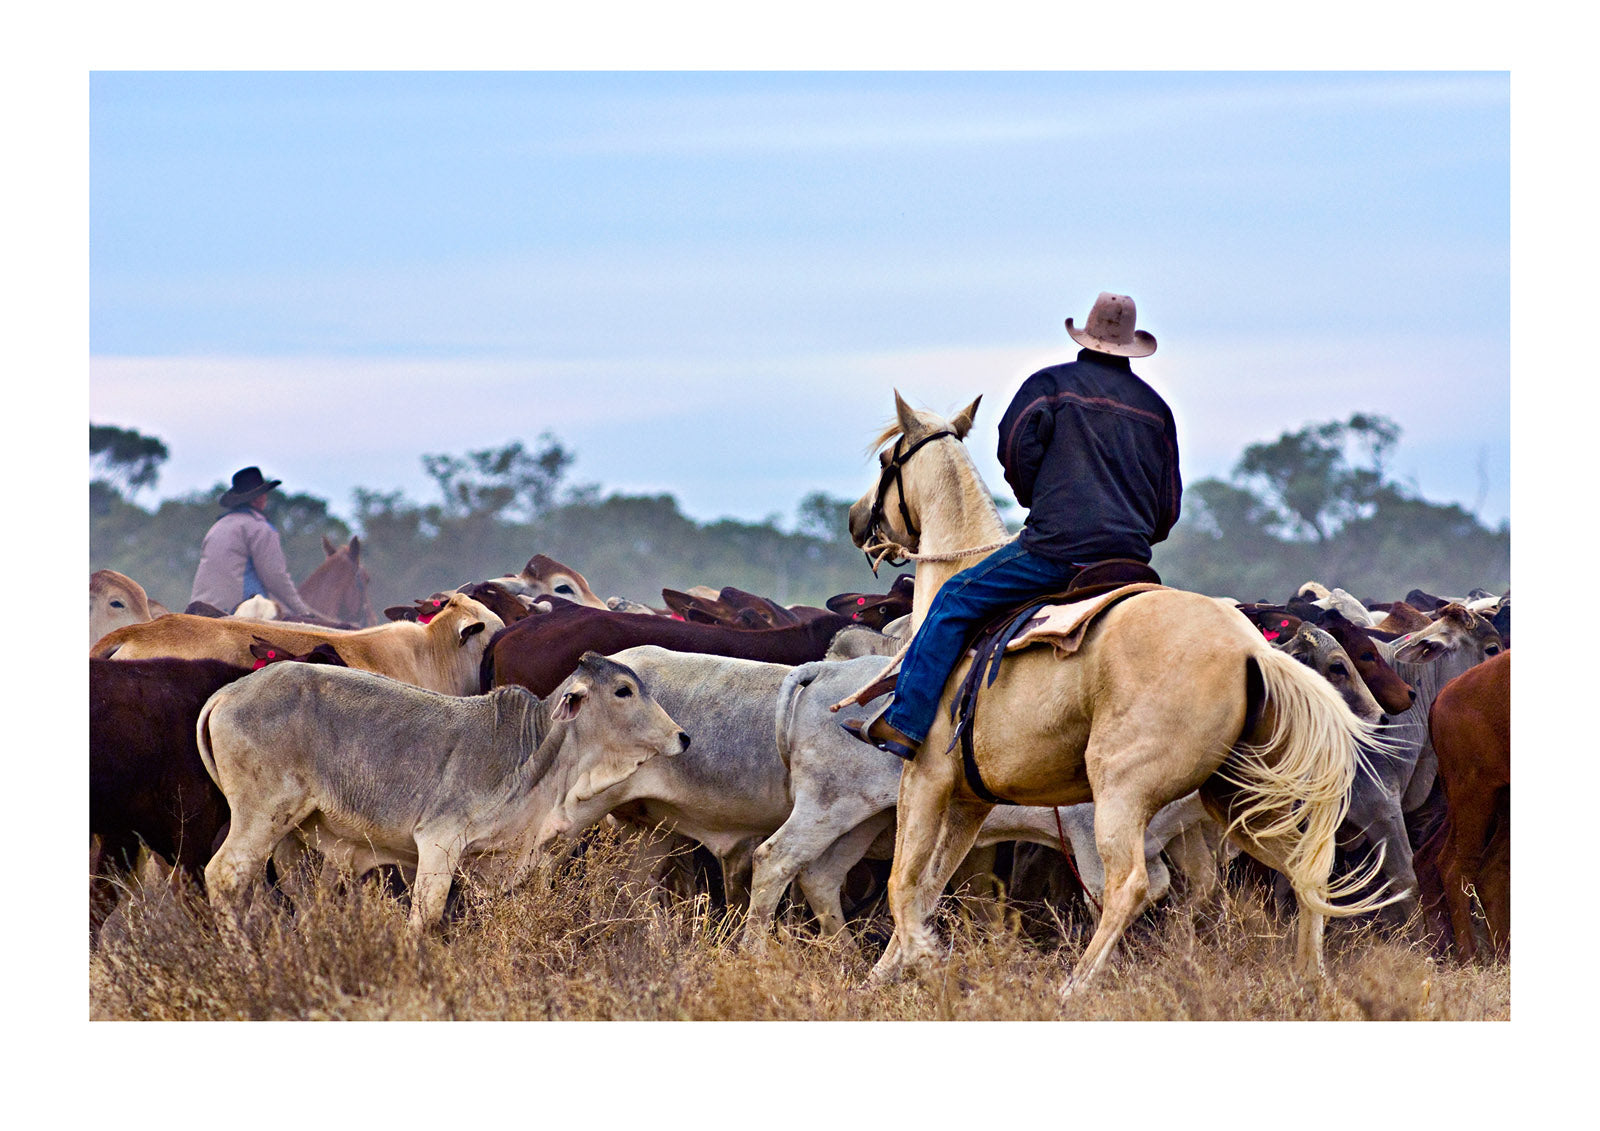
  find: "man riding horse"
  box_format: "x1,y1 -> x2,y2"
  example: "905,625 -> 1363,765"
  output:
844,292 -> 1181,760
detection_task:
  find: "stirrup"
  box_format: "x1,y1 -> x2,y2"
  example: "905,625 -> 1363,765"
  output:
839,699 -> 919,761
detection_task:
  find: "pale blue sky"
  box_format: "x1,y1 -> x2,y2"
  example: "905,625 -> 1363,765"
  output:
89,71 -> 1510,527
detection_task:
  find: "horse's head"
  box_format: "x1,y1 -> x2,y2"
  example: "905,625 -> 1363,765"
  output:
300,536 -> 375,626
848,391 -> 985,562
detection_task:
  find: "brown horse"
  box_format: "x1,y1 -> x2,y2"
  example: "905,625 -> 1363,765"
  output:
298,536 -> 376,627
846,393 -> 1396,996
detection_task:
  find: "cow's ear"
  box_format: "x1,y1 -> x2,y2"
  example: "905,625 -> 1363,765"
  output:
348,535 -> 360,563
323,535 -> 337,557
552,685 -> 589,722
950,396 -> 982,440
385,605 -> 418,622
458,620 -> 487,645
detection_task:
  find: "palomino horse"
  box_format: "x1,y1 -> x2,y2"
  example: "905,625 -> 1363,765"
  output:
298,536 -> 376,627
846,393 -> 1395,996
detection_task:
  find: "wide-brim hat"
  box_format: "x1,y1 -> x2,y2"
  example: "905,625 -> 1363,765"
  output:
1066,292 -> 1157,358
219,466 -> 282,507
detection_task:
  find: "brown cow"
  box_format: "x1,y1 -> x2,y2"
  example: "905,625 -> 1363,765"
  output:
91,592 -> 503,695
91,658 -> 246,900
1423,650 -> 1510,962
484,598 -> 855,698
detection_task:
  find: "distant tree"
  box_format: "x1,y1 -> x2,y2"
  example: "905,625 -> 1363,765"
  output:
90,424 -> 168,496
1155,413 -> 1508,601
1233,413 -> 1400,542
421,435 -> 575,522
796,492 -> 853,544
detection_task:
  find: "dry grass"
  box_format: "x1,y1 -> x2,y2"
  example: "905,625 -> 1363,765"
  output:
89,829 -> 1509,1022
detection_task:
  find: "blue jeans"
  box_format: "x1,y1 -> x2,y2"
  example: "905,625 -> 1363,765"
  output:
884,539 -> 1082,744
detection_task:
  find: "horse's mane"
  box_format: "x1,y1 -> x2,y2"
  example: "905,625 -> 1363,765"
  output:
865,417 -> 905,455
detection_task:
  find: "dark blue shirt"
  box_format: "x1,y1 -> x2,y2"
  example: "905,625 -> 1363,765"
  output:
997,349 -> 1181,563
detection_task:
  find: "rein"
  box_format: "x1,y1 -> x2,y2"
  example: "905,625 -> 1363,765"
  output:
1053,806 -> 1102,915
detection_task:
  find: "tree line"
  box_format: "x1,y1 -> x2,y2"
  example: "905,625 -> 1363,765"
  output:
90,413 -> 1509,618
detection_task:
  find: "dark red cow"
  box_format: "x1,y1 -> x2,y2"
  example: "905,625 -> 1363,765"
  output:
90,657 -> 251,923
1422,650 -> 1510,962
483,599 -> 856,698
826,573 -> 915,630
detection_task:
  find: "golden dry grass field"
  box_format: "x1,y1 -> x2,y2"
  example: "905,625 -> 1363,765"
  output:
89,828 -> 1509,1023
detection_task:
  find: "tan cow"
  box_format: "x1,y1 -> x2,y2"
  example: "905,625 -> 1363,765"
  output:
90,592 -> 502,695
198,652 -> 690,933
90,569 -> 160,649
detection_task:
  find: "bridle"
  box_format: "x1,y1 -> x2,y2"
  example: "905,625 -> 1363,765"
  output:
862,430 -> 955,571
860,428 -> 1016,575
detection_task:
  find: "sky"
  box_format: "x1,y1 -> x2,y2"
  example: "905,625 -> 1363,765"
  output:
88,70 -> 1511,529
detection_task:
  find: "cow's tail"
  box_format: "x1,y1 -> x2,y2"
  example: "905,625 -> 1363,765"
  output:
194,690 -> 227,787
1215,645 -> 1406,919
774,661 -> 827,770
90,638 -> 121,659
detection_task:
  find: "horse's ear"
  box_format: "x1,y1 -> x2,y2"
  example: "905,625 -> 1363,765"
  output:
893,389 -> 918,435
348,535 -> 360,564
322,535 -> 336,557
950,396 -> 982,440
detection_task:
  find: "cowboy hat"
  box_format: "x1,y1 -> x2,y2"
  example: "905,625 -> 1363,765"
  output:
1065,292 -> 1157,358
219,466 -> 282,508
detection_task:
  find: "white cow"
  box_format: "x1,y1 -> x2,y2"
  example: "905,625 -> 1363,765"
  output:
197,652 -> 689,933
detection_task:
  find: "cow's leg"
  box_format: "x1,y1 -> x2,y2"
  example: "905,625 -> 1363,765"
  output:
947,843 -> 1004,926
268,833 -> 318,907
409,831 -> 466,934
1361,808 -> 1421,933
719,836 -> 759,911
870,747 -> 990,985
206,801 -> 313,914
793,813 -> 896,950
743,797 -> 892,953
1162,819 -> 1222,903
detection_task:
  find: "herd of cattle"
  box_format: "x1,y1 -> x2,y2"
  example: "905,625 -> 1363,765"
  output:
88,549 -> 1510,967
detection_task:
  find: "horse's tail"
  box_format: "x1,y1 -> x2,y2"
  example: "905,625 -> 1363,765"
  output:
1217,646 -> 1405,919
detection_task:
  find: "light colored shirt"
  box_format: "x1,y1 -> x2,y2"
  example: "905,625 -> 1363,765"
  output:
189,506 -> 313,615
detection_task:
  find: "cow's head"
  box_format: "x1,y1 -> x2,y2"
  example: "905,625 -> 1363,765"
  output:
1318,609 -> 1415,716
1278,624 -> 1385,724
1393,603 -> 1504,665
534,653 -> 690,845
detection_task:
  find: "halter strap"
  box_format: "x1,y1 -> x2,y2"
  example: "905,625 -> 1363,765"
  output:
864,430 -> 955,570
